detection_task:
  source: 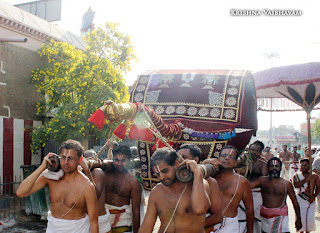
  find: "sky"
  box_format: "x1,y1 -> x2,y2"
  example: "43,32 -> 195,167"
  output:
5,0 -> 320,131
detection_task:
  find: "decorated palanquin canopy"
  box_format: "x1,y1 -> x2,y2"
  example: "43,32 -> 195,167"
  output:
254,62 -> 320,111
89,69 -> 257,190
128,69 -> 257,189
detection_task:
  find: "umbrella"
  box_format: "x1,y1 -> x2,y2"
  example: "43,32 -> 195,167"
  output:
254,62 -> 320,162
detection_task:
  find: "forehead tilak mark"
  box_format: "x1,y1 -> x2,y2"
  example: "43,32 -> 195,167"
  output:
154,165 -> 161,174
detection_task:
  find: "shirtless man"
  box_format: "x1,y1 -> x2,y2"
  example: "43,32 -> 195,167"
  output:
139,148 -> 210,233
104,144 -> 141,233
203,145 -> 254,233
83,150 -> 111,233
16,140 -> 99,233
251,157 -> 302,233
262,146 -> 273,161
247,140 -> 268,233
279,145 -> 292,180
178,144 -> 222,232
290,146 -> 301,182
293,158 -> 320,233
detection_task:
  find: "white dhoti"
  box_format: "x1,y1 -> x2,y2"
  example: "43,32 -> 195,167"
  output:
105,204 -> 132,232
280,164 -> 290,180
215,216 -> 239,233
289,162 -> 300,182
252,188 -> 262,233
260,205 -> 289,233
98,210 -> 111,233
297,195 -> 316,232
46,211 -> 90,233
237,200 -> 247,233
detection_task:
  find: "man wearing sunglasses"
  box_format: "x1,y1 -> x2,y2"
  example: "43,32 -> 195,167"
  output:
17,140 -> 99,233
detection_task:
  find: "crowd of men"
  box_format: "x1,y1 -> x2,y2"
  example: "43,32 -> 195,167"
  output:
16,139 -> 320,233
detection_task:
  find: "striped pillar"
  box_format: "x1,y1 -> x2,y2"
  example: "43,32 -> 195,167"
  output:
0,117 -> 42,194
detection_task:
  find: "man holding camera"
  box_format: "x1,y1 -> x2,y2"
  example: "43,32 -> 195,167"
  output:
17,140 -> 99,233
139,148 -> 210,233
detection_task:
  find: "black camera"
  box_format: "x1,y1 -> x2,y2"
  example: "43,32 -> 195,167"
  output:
46,155 -> 61,172
175,164 -> 217,182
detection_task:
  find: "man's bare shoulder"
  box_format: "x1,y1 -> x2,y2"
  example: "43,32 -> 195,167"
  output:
148,183 -> 167,201
283,178 -> 293,187
257,157 -> 268,164
206,176 -> 219,187
312,173 -> 320,179
125,172 -> 140,187
238,174 -> 250,185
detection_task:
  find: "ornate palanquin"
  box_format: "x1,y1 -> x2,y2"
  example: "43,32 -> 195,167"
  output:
129,70 -> 257,190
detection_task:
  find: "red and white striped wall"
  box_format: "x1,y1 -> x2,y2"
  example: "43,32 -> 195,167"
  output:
0,117 -> 42,185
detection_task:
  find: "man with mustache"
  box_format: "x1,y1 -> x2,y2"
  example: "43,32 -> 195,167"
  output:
17,140 -> 99,233
104,144 -> 141,233
139,148 -> 210,233
203,145 -> 254,233
250,157 -> 302,233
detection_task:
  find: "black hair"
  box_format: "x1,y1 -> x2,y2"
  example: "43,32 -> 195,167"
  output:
112,144 -> 132,159
250,140 -> 265,152
267,157 -> 282,168
179,144 -> 201,163
300,158 -> 310,164
151,148 -> 178,168
59,140 -> 84,157
220,145 -> 239,159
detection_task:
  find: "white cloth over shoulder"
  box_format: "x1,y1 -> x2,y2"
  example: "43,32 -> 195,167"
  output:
215,215 -> 239,233
46,211 -> 90,233
294,172 -> 308,194
297,195 -> 316,232
41,169 -> 64,181
98,210 -> 111,233
105,204 -> 133,228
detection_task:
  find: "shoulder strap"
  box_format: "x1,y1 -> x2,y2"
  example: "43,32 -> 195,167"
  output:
163,184 -> 187,232
58,180 -> 91,219
222,174 -> 241,216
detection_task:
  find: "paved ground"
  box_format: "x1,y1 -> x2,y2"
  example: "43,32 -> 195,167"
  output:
1,192 -> 319,232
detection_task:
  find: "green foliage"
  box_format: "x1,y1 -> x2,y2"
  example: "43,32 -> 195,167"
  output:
312,118 -> 320,140
30,23 -> 136,153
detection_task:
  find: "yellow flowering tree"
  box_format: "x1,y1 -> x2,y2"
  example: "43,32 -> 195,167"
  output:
30,23 -> 136,152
